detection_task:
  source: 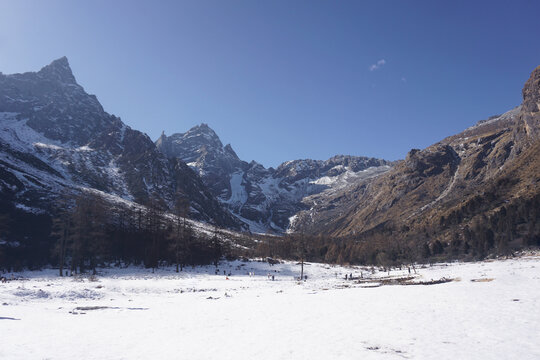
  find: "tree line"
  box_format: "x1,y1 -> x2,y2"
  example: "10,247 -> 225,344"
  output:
0,191 -> 231,273
1,190 -> 539,273
252,192 -> 540,268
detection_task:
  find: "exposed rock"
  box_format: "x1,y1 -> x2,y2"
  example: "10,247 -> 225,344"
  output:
0,57 -> 241,228
291,65 -> 540,249
157,125 -> 393,233
514,65 -> 540,150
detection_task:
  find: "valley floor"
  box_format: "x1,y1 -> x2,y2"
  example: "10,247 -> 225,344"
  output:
1,254 -> 539,359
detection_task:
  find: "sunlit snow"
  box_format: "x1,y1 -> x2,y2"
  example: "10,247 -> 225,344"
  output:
1,254 -> 539,359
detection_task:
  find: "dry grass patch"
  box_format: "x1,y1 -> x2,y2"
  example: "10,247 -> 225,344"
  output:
471,278 -> 494,282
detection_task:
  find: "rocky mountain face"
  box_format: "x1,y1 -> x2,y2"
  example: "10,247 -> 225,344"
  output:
5,56 -> 535,255
156,124 -> 246,203
291,66 -> 540,252
0,57 -> 241,229
156,126 -> 393,232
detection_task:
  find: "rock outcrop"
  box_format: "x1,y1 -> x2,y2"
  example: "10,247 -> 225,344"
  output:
290,66 -> 540,252
0,57 -> 241,229
157,125 -> 393,232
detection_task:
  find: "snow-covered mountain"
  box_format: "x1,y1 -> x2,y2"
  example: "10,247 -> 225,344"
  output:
0,57 -> 393,234
0,57 -> 240,228
156,125 -> 393,232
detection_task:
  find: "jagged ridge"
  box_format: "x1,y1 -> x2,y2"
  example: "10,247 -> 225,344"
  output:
290,65 -> 540,253
157,124 -> 393,233
0,57 -> 241,229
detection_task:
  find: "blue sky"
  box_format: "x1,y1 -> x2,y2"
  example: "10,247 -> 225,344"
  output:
1,1 -> 539,167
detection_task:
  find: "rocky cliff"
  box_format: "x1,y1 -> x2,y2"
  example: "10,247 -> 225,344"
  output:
157,125 -> 392,232
290,66 -> 540,254
0,57 -> 241,229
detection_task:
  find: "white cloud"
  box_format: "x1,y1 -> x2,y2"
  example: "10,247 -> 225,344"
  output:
401,77 -> 407,82
369,59 -> 386,71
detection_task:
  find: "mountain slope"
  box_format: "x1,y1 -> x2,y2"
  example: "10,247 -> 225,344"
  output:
291,66 -> 540,254
157,125 -> 393,233
0,57 -> 240,228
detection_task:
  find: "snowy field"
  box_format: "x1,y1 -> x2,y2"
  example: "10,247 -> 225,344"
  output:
1,254 -> 539,360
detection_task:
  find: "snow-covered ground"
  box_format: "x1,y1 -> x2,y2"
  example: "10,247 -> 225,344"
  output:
1,254 -> 539,359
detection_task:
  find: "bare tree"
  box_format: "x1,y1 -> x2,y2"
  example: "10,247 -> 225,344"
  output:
170,196 -> 190,272
145,195 -> 165,272
62,192 -> 108,275
296,232 -> 307,280
0,212 -> 12,271
51,193 -> 73,276
211,225 -> 222,268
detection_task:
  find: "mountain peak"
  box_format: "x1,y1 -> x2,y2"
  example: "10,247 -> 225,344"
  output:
522,65 -> 540,113
183,123 -> 222,144
224,143 -> 239,160
38,56 -> 77,84
190,123 -> 216,135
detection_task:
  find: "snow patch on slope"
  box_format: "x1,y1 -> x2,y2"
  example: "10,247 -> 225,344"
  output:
0,112 -> 133,201
225,171 -> 247,206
